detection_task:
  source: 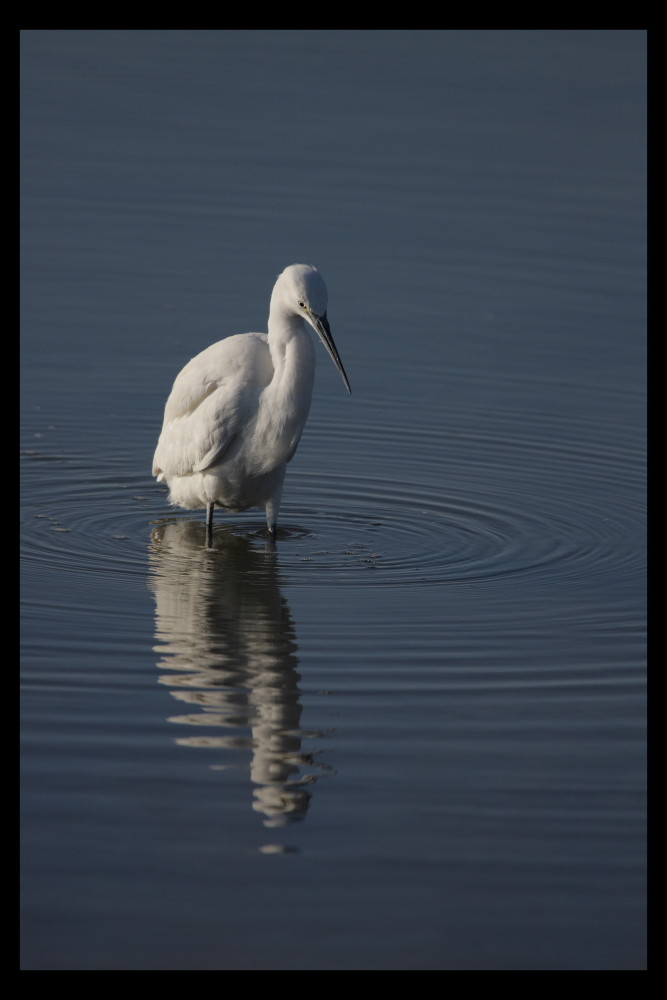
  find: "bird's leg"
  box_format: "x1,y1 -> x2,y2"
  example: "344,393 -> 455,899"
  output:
265,502 -> 278,539
265,473 -> 284,539
205,502 -> 215,548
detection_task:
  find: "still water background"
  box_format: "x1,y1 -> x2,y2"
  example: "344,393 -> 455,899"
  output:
20,30 -> 646,970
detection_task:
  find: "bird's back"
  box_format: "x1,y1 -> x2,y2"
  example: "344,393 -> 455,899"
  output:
153,332 -> 273,481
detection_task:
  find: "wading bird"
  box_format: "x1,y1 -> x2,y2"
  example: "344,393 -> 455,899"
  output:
153,264 -> 351,546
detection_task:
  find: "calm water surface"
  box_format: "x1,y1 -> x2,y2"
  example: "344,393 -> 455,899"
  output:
21,30 -> 646,970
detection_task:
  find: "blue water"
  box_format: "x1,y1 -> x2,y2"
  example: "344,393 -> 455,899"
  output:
21,30 -> 646,969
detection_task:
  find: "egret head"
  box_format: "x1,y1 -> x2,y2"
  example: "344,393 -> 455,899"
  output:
273,264 -> 351,394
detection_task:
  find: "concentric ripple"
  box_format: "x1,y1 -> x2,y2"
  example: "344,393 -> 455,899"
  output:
21,375 -> 645,599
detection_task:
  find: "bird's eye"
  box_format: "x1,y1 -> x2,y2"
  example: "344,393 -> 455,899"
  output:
298,300 -> 306,310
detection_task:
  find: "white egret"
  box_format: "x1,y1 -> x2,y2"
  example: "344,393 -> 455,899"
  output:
152,263 -> 351,545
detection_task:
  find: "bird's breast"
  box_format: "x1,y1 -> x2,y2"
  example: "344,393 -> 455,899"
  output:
246,381 -> 312,473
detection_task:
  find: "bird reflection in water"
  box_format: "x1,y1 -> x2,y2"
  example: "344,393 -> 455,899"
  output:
148,520 -> 334,829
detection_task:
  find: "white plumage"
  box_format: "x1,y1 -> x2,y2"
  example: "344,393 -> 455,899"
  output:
153,264 -> 350,544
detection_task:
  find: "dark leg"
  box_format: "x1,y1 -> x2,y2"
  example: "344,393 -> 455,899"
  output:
205,502 -> 214,548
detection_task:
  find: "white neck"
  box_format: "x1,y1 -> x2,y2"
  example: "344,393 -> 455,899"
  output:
264,310 -> 317,443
